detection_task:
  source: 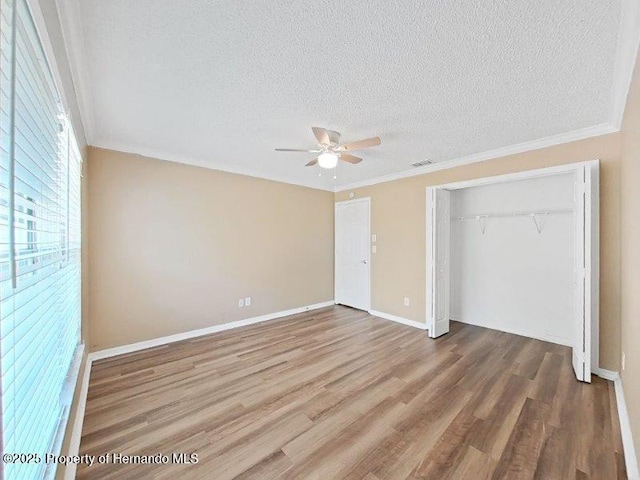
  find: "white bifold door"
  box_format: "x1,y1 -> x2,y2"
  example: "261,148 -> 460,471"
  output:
427,189 -> 451,338
335,198 -> 370,311
572,162 -> 599,382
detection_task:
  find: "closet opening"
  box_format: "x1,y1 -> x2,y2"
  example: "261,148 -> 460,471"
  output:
426,161 -> 599,382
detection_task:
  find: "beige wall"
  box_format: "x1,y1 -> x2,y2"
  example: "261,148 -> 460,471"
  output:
87,147 -> 334,350
335,133 -> 621,371
621,51 -> 640,462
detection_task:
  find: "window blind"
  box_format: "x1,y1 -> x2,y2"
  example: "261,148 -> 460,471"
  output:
1,0 -> 82,478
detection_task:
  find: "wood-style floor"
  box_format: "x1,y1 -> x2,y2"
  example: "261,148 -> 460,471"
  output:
78,306 -> 626,480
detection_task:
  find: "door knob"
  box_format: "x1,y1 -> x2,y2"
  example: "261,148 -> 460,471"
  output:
362,260 -> 367,264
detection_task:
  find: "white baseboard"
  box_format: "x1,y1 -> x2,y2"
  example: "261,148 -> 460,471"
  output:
64,353 -> 92,480
450,316 -> 572,348
615,375 -> 640,480
369,310 -> 427,330
88,301 -> 335,361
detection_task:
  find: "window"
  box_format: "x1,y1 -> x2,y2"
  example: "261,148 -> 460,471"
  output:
1,0 -> 82,478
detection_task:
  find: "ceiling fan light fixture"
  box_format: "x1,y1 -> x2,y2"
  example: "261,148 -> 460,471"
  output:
318,152 -> 338,169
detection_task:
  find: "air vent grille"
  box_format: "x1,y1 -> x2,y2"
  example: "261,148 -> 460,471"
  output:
411,160 -> 433,167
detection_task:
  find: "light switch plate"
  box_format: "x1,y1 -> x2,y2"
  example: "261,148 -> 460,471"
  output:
245,297 -> 251,306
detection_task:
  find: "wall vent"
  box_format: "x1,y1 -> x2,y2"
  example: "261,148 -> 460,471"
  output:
410,160 -> 433,167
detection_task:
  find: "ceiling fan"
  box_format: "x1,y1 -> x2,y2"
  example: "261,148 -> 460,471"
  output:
275,127 -> 381,168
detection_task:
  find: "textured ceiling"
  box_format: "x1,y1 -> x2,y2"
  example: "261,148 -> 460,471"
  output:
77,0 -> 622,190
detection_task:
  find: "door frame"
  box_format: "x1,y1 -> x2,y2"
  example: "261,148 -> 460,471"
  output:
425,160 -> 600,376
335,197 -> 371,311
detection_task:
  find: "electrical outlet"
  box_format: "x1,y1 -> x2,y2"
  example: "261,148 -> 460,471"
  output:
372,245 -> 377,254
622,352 -> 626,371
245,297 -> 251,306
403,297 -> 410,306
238,298 -> 244,307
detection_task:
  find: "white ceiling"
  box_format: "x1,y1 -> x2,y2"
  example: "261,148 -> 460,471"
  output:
70,0 -> 628,191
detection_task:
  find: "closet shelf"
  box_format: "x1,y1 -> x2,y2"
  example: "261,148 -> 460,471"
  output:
451,208 -> 573,234
451,208 -> 573,221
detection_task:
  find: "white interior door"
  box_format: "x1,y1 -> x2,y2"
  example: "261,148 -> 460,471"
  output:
428,189 -> 451,338
335,199 -> 370,311
572,161 -> 598,382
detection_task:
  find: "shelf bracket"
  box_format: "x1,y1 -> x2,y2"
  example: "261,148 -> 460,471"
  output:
531,212 -> 547,234
477,216 -> 487,235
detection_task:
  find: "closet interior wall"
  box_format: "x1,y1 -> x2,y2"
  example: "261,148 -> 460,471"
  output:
450,173 -> 576,346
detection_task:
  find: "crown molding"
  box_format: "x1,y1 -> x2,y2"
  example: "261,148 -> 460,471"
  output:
58,1 -> 638,191
90,139 -> 335,192
610,0 -> 640,130
55,0 -> 96,143
334,123 -> 616,192
93,123 -> 616,194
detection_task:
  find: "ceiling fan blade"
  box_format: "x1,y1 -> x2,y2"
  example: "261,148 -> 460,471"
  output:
326,130 -> 341,145
312,127 -> 331,146
337,136 -> 381,152
305,158 -> 318,167
275,148 -> 317,152
340,153 -> 363,164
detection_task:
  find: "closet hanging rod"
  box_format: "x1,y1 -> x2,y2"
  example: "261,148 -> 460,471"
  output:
451,208 -> 573,221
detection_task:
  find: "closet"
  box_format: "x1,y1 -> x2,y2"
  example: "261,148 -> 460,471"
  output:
426,161 -> 599,382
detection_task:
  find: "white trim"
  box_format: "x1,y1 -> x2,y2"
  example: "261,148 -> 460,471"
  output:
91,124 -> 617,194
424,160 -> 599,191
87,301 -> 335,361
369,310 -> 427,330
64,352 -> 92,480
334,197 -> 371,311
576,368 -> 639,479
426,187 -> 434,336
334,197 -> 372,206
54,0 -> 96,143
592,367 -> 619,381
611,0 -> 640,130
91,140 -> 335,192
335,124 -> 616,192
24,0 -> 86,150
451,317 -> 572,348
45,345 -> 84,480
586,161 -> 600,379
615,375 -> 640,480
438,159 -> 597,191
25,0 -> 70,115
